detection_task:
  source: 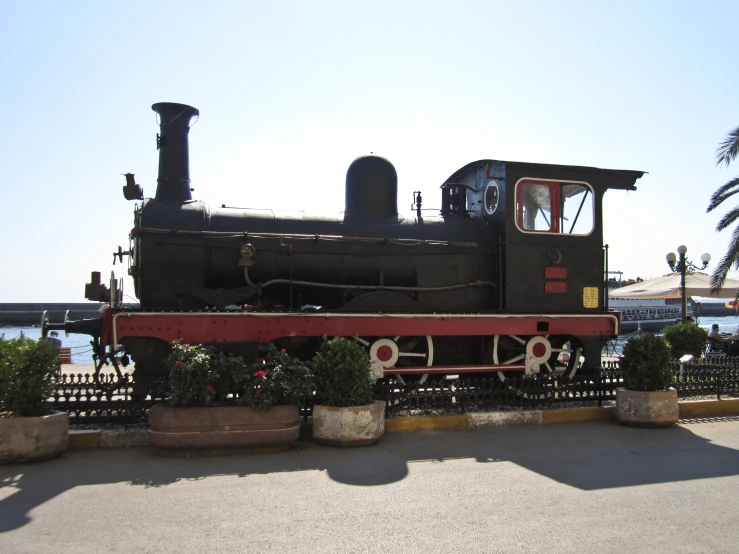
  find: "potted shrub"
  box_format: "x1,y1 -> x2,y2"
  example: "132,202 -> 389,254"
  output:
662,323 -> 709,359
310,337 -> 385,446
617,333 -> 677,427
0,335 -> 68,463
148,342 -> 313,454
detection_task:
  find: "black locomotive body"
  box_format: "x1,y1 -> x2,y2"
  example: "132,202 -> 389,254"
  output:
60,102 -> 643,387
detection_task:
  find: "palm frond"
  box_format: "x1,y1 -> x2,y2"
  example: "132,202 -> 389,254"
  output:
707,176 -> 739,213
711,225 -> 739,292
716,125 -> 739,167
716,206 -> 739,232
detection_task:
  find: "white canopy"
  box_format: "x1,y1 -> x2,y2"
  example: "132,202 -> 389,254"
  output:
609,272 -> 739,300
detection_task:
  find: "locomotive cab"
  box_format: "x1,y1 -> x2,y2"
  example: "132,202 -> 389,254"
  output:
505,162 -> 643,367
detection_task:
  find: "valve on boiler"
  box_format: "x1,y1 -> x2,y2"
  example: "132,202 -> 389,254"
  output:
412,191 -> 423,218
113,245 -> 131,265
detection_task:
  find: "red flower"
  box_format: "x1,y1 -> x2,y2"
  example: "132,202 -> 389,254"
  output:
175,361 -> 184,368
184,344 -> 190,348
255,388 -> 263,395
205,384 -> 214,392
254,370 -> 266,378
280,348 -> 287,353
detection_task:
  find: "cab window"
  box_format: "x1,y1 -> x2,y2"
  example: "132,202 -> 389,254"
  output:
515,179 -> 594,235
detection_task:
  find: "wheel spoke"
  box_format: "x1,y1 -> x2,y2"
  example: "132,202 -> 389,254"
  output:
398,352 -> 427,358
509,335 -> 526,345
353,336 -> 371,346
502,353 -> 525,364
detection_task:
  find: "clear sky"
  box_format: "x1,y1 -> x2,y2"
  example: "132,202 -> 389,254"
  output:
2,0 -> 738,302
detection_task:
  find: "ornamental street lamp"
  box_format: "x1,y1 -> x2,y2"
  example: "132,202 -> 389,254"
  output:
666,246 -> 711,324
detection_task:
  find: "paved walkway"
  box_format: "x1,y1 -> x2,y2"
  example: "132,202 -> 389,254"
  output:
2,419 -> 739,553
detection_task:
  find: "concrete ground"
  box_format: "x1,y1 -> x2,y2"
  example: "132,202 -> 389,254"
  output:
2,418 -> 739,554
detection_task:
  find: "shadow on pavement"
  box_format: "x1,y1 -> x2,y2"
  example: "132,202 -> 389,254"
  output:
2,420 -> 739,532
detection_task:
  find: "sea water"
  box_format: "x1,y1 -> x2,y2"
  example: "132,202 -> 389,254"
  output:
0,326 -> 96,364
4,314 -> 738,363
606,314 -> 739,355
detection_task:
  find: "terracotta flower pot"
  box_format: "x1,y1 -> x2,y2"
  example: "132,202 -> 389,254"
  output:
148,404 -> 300,455
616,387 -> 678,427
312,400 -> 385,446
0,411 -> 69,463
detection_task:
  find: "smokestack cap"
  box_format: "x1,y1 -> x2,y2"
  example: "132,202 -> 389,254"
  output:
152,102 -> 200,123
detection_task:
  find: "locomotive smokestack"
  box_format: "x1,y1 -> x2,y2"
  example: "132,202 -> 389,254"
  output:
344,155 -> 398,222
151,102 -> 199,203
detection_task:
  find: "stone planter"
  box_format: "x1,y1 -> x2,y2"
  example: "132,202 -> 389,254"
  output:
0,411 -> 69,463
616,387 -> 678,427
312,400 -> 385,446
148,404 -> 300,455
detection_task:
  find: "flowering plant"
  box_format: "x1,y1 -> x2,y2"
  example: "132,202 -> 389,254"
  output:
166,343 -> 225,407
165,342 -> 313,411
236,343 -> 314,411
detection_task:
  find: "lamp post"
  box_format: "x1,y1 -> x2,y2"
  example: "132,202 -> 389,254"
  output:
666,246 -> 711,323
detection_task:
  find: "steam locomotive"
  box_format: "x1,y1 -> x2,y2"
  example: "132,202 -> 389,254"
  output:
48,102 -> 643,391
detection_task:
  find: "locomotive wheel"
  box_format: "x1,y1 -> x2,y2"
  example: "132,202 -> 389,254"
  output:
349,335 -> 434,384
493,334 -> 528,382
493,334 -> 581,382
546,336 -> 583,380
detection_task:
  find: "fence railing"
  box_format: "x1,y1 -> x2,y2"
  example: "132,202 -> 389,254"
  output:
51,372 -> 166,427
48,358 -> 739,424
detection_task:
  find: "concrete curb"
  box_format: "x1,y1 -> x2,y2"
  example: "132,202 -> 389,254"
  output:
69,429 -> 148,450
384,414 -> 467,433
384,399 -> 739,433
65,399 -> 739,449
467,411 -> 542,428
678,398 -> 739,418
541,406 -> 617,425
68,430 -> 101,450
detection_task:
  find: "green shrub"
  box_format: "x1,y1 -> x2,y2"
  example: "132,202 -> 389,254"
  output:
662,323 -> 708,359
238,343 -> 314,411
165,342 -> 313,410
0,334 -> 58,417
310,337 -> 374,407
620,333 -> 673,392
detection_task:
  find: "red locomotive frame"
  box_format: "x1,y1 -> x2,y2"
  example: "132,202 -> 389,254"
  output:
100,308 -> 619,376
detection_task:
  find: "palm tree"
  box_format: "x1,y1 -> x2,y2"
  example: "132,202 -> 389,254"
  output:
706,125 -> 739,292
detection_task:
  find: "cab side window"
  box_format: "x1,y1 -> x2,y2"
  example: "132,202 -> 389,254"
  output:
515,179 -> 594,235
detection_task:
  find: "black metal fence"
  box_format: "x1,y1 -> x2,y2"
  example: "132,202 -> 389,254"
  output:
51,372 -> 166,427
48,358 -> 739,425
382,369 -> 622,417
